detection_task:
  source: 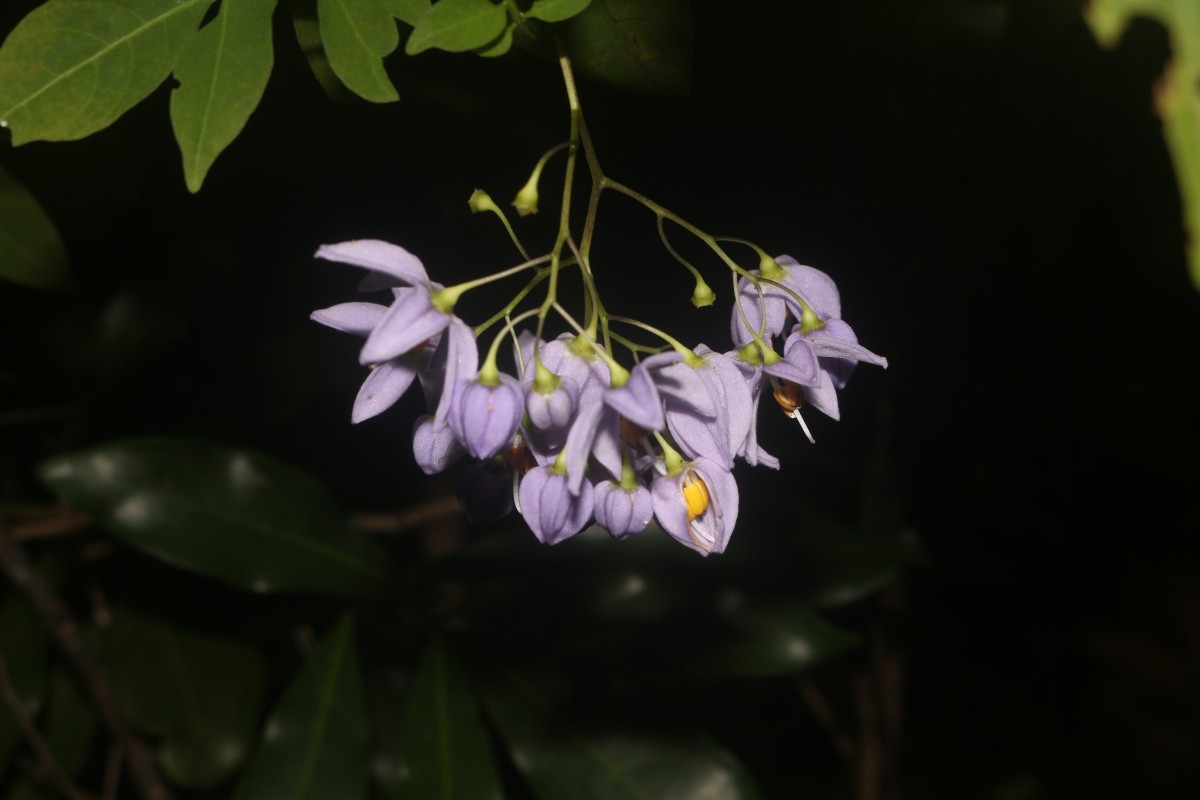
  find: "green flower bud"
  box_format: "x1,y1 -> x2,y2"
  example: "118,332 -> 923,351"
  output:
468,188 -> 499,214
691,279 -> 716,308
512,176 -> 539,217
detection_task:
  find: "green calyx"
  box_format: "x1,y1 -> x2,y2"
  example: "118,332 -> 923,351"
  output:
691,279 -> 716,308
797,301 -> 825,335
533,361 -> 560,393
512,177 -> 539,217
758,251 -> 785,281
430,286 -> 462,314
736,341 -> 763,365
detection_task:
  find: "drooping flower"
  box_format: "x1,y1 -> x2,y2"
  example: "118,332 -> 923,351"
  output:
447,374 -> 525,460
730,255 -> 842,347
593,480 -> 654,539
518,467 -> 594,545
650,458 -> 739,556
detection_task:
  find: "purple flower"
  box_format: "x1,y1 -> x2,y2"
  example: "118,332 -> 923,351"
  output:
651,458 -> 739,556
447,374 -> 525,460
412,415 -> 466,475
518,467 -> 594,545
730,256 -> 842,347
655,346 -> 753,470
593,481 -> 654,539
525,376 -> 580,430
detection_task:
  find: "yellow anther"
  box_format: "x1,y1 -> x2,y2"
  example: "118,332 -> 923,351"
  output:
682,473 -> 710,521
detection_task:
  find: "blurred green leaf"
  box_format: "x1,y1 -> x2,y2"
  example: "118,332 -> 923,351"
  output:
289,0 -> 359,103
0,164 -> 72,291
233,615 -> 368,800
688,594 -> 860,679
561,0 -> 692,96
37,438 -> 390,596
318,0 -> 400,102
170,0 -> 278,192
1085,0 -> 1200,290
403,640 -> 502,800
7,669 -> 99,800
98,605 -> 267,788
479,669 -> 763,800
385,0 -> 429,26
0,0 -> 216,144
527,0 -> 592,24
405,0 -> 507,55
0,589 -> 50,781
366,668 -> 410,799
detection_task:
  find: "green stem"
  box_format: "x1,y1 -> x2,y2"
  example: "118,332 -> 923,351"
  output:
552,302 -> 630,386
436,254 -> 553,312
480,308 -> 541,385
607,315 -> 701,366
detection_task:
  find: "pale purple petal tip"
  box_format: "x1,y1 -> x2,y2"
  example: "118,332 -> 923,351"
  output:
311,302 -> 388,337
351,359 -> 418,423
316,240 -> 429,286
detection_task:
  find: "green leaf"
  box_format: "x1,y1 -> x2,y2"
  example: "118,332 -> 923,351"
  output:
0,589 -> 51,780
385,0 -> 430,26
170,0 -> 278,193
7,670 -> 99,800
403,641 -> 502,800
526,0 -> 592,23
317,0 -> 400,103
560,0 -> 692,96
473,22 -> 513,58
479,669 -> 763,800
98,605 -> 267,788
37,437 -> 391,596
365,668 -> 410,799
0,0 -> 217,144
405,0 -> 507,55
289,0 -> 359,103
688,595 -> 861,679
1085,0 -> 1200,290
233,615 -> 367,800
0,165 -> 72,291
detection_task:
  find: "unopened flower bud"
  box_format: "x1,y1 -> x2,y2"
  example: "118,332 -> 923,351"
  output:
468,188 -> 499,214
512,177 -> 539,217
691,279 -> 716,308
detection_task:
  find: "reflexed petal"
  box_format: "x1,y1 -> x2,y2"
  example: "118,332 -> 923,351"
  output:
764,336 -> 820,387
361,289 -> 450,364
807,318 -> 889,375
666,407 -> 730,468
604,365 -> 664,432
593,481 -> 653,538
430,318 -> 480,423
310,302 -> 387,337
519,467 -> 594,545
351,359 -> 418,423
561,400 -> 607,495
412,415 -> 466,474
652,359 -> 717,418
801,370 -> 841,421
316,240 -> 429,285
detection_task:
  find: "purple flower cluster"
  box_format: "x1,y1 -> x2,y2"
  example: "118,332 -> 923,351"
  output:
313,241 -> 886,556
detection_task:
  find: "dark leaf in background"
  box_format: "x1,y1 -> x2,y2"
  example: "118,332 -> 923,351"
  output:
366,667 -> 410,800
401,640 -> 502,800
37,438 -> 391,596
290,0 -> 359,103
0,165 -> 72,291
6,669 -> 99,800
98,604 -> 267,789
560,0 -> 692,96
233,614 -> 368,800
685,593 -> 861,679
479,668 -> 763,800
0,587 -> 50,781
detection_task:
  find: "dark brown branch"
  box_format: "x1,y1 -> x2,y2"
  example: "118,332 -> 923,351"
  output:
0,522 -> 175,800
0,655 -> 96,800
352,494 -> 461,534
797,676 -> 857,765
